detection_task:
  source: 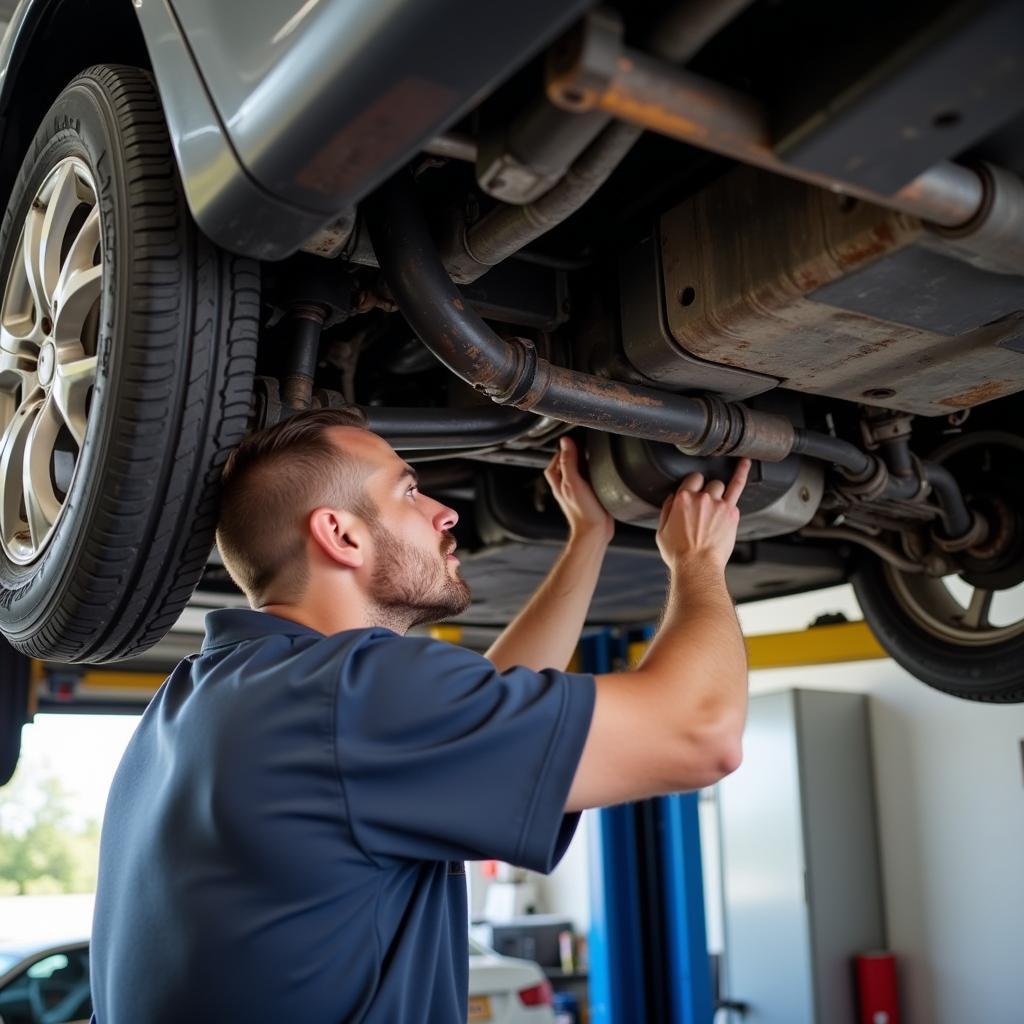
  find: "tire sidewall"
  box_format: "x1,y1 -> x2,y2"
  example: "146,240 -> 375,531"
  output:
0,76 -> 148,641
853,554 -> 1024,702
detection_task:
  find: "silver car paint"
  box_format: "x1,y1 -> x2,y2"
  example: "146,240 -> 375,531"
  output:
1,0 -> 588,259
162,0 -> 588,250
0,0 -> 318,260
0,0 -> 40,100
132,0 -> 331,259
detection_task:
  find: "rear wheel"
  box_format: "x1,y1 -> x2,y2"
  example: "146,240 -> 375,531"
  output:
0,65 -> 258,662
853,431 -> 1024,703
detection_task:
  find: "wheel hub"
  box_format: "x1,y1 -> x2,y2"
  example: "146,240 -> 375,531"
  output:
37,342 -> 55,387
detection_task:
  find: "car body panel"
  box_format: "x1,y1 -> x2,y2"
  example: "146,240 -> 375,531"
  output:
0,0 -> 43,101
167,0 -> 588,217
131,0 -> 330,260
0,0 -> 588,258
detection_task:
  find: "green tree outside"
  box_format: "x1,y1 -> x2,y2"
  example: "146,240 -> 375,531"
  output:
0,759 -> 101,895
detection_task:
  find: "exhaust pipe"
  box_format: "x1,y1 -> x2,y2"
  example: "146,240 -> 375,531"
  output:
366,175 -> 975,538
368,177 -> 794,462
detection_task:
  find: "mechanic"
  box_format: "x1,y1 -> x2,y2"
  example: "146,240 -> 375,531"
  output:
90,407 -> 751,1024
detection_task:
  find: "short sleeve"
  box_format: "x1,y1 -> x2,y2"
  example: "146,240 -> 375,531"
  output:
334,632 -> 595,871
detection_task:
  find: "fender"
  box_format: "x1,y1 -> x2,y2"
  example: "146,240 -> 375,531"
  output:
0,0 -> 589,260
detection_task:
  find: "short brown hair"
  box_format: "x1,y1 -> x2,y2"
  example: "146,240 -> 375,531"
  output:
216,406 -> 374,604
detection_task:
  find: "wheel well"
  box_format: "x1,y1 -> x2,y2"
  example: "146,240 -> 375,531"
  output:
0,0 -> 151,206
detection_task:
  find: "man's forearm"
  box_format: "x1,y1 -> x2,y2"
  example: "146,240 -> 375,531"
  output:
485,530 -> 609,673
640,558 -> 748,734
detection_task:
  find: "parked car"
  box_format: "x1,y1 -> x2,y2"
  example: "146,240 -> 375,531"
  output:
0,0 -> 1022,703
0,937 -> 553,1024
468,937 -> 557,1024
0,940 -> 90,1024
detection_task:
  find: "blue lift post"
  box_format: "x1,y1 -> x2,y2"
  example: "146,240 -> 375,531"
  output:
583,629 -> 648,1024
582,627 -> 714,1024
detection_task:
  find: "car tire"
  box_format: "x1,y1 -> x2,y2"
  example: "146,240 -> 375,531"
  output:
0,64 -> 257,662
853,555 -> 1024,703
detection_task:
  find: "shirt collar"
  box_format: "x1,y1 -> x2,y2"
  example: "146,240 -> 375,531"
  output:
201,607 -> 324,652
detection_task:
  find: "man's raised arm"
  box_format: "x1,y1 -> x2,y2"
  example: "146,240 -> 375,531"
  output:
566,459 -> 752,810
485,437 -> 613,673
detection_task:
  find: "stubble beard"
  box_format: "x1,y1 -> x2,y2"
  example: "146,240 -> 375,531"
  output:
367,521 -> 471,632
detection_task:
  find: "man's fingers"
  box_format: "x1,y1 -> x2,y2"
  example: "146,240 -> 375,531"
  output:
679,472 -> 704,494
658,493 -> 673,532
723,458 -> 752,506
705,479 -> 726,500
558,436 -> 581,479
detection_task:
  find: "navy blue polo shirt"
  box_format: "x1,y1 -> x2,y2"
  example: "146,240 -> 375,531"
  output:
90,608 -> 595,1024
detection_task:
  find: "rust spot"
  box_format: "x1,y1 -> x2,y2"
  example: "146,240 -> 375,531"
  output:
873,221 -> 895,245
795,269 -> 828,292
296,77 -> 457,194
452,297 -> 464,311
836,221 -> 901,269
939,380 -> 1013,408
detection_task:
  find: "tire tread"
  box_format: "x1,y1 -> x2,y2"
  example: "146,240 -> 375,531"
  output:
3,64 -> 257,662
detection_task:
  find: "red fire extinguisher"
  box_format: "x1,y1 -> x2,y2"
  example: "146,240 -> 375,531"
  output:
855,952 -> 900,1024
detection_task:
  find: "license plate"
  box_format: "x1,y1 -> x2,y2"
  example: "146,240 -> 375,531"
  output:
467,995 -> 493,1022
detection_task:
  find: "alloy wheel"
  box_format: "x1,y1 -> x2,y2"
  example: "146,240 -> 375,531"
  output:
0,157 -> 102,564
885,432 -> 1024,647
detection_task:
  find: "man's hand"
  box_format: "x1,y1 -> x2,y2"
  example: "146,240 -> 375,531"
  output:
566,458 -> 753,813
544,436 -> 614,544
656,459 -> 751,574
487,436 -> 612,671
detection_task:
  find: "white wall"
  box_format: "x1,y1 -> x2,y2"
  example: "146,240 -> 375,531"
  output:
530,810 -> 593,933
472,584 -> 1024,1021
733,583 -> 1024,1022
745,636 -> 1024,1021
468,812 -> 593,934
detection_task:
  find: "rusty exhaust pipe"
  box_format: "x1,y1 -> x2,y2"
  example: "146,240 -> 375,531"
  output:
366,175 -> 975,538
368,176 -> 794,462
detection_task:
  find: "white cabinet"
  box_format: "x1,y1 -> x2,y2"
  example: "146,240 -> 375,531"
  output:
718,690 -> 886,1023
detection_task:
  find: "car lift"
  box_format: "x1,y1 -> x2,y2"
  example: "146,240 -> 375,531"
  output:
577,621 -> 886,1024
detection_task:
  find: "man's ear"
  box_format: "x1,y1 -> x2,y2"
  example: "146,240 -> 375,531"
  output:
308,507 -> 365,569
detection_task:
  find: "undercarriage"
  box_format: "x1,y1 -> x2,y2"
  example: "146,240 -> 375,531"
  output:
1,0 -> 1023,701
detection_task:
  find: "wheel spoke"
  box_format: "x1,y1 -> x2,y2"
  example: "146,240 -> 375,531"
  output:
52,265 -> 102,343
51,354 -> 96,446
961,587 -> 994,629
0,400 -> 39,550
22,395 -> 63,550
0,322 -> 19,352
39,163 -> 83,310
22,206 -> 48,323
0,342 -> 40,396
1,226 -> 38,342
0,159 -> 98,565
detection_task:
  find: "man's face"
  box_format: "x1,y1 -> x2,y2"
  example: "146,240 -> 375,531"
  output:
331,428 -> 471,629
